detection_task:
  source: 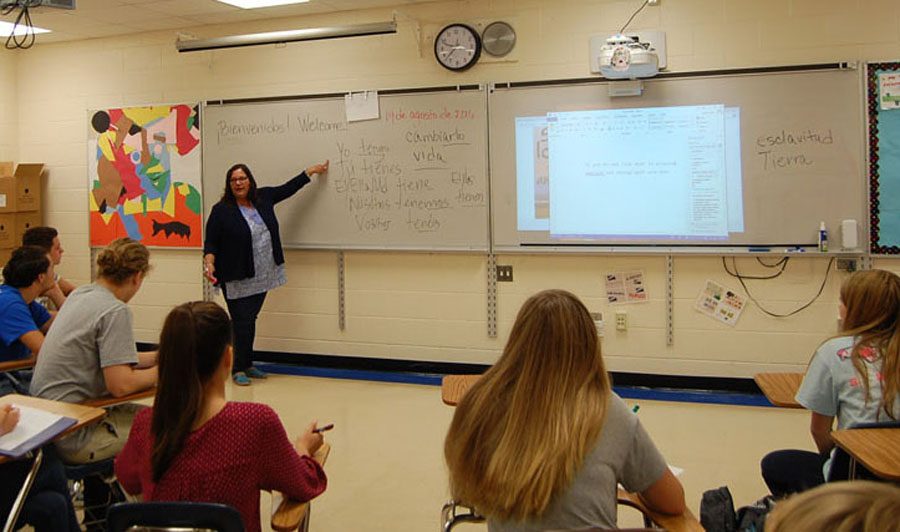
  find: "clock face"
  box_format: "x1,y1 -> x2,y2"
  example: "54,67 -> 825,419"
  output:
434,24 -> 481,72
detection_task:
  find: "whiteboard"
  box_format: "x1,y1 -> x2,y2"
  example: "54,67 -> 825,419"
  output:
489,68 -> 867,251
202,88 -> 489,250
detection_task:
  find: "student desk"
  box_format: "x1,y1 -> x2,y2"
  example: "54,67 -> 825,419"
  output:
82,387 -> 156,407
441,374 -> 482,406
831,427 -> 900,481
440,375 -> 704,532
0,394 -> 106,532
0,358 -> 36,373
754,372 -> 804,408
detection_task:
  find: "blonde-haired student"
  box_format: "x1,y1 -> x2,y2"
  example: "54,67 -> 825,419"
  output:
444,289 -> 684,531
765,481 -> 900,532
761,269 -> 900,496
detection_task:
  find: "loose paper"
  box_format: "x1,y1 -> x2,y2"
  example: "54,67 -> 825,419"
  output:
605,270 -> 647,304
695,280 -> 746,326
345,91 -> 380,122
880,73 -> 900,111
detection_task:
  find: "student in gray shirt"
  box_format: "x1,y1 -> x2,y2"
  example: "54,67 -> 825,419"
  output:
445,289 -> 685,531
30,238 -> 158,524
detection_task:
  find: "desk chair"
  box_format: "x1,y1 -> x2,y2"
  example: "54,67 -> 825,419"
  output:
441,495 -> 702,532
0,358 -> 35,395
270,442 -> 332,532
828,420 -> 900,482
107,501 -> 244,532
67,389 -> 155,530
1,449 -> 43,532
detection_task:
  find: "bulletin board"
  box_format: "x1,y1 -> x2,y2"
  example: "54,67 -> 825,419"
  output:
867,62 -> 900,254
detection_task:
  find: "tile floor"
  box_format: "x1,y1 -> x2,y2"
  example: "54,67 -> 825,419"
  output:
210,372 -> 814,531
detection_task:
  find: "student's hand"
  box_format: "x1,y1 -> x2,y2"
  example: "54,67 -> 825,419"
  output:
0,404 -> 20,436
306,160 -> 329,178
294,420 -> 325,457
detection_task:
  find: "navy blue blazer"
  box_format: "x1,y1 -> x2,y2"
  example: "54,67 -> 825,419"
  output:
203,172 -> 310,285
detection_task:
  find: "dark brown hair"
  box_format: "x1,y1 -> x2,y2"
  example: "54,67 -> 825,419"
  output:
2,246 -> 50,288
22,226 -> 58,251
151,301 -> 233,482
220,163 -> 258,205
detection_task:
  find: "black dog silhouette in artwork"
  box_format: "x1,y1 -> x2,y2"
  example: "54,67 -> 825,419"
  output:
152,219 -> 191,239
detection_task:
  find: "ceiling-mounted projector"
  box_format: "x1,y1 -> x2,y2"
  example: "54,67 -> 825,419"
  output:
594,34 -> 659,79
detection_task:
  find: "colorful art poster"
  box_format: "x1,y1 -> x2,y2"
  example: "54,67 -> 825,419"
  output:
88,104 -> 202,248
605,270 -> 647,304
879,72 -> 900,111
694,279 -> 746,327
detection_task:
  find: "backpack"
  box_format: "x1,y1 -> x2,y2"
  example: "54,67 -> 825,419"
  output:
700,486 -> 777,532
700,486 -> 737,532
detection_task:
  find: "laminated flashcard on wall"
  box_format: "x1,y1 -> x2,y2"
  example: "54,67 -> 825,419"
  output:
605,270 -> 647,304
694,279 -> 746,326
345,90 -> 380,122
879,73 -> 900,111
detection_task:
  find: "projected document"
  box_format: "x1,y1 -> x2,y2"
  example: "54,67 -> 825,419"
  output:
546,105 -> 730,240
514,116 -> 551,231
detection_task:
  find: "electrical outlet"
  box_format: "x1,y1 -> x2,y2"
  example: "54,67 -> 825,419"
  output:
590,312 -> 604,337
836,258 -> 857,272
615,311 -> 627,331
496,265 -> 513,282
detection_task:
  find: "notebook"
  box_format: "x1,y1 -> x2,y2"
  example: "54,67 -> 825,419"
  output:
0,404 -> 77,459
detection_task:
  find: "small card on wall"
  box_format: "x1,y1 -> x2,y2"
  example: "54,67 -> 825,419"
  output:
605,270 -> 647,304
695,280 -> 746,326
345,91 -> 380,122
879,73 -> 900,111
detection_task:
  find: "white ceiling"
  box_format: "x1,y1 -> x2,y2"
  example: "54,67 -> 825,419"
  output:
1,0 -> 436,43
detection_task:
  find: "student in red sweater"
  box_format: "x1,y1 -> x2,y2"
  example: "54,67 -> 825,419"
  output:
115,301 -> 327,532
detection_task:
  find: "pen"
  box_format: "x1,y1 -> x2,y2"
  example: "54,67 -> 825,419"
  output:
748,247 -> 770,253
313,423 -> 334,433
632,405 -> 640,414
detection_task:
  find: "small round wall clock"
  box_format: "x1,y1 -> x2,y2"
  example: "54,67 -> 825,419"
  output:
434,23 -> 482,72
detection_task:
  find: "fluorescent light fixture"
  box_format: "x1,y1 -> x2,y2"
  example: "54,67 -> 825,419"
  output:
0,21 -> 51,37
176,21 -> 397,53
215,0 -> 309,8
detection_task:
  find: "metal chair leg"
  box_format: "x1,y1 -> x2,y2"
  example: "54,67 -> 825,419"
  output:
3,448 -> 43,532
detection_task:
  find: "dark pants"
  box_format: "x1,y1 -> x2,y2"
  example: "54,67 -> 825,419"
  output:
760,449 -> 827,498
222,286 -> 268,373
0,446 -> 80,532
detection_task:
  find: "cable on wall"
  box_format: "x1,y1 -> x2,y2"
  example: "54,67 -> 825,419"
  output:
3,0 -> 41,50
722,257 -> 835,318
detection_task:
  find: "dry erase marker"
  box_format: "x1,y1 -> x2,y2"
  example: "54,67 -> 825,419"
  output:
313,423 -> 334,433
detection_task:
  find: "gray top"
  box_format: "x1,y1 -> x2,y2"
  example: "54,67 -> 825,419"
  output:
30,283 -> 138,403
488,393 -> 668,532
224,205 -> 285,300
797,335 -> 900,478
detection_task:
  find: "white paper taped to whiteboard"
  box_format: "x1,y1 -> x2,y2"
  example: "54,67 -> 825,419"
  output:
345,90 -> 380,122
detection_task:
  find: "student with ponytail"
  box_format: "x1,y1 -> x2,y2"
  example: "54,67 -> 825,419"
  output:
761,269 -> 900,497
444,289 -> 684,531
116,301 -> 327,532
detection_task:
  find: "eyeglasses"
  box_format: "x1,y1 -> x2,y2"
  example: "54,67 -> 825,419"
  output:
230,176 -> 249,183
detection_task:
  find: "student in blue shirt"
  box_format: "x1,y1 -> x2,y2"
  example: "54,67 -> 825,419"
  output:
0,246 -> 57,363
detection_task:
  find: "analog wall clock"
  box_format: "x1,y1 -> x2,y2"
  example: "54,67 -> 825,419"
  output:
434,23 -> 482,72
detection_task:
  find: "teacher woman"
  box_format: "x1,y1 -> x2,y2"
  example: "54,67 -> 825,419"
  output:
203,161 -> 329,386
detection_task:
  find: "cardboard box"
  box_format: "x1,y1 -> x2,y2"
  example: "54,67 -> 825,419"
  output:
0,214 -> 14,249
0,163 -> 43,213
0,247 -> 11,267
14,212 -> 43,245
